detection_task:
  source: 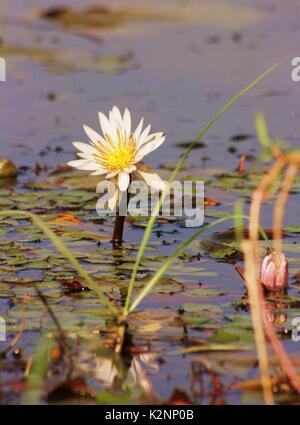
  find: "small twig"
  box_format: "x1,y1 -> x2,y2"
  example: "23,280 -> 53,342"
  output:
234,264 -> 245,282
24,355 -> 33,378
34,287 -> 74,372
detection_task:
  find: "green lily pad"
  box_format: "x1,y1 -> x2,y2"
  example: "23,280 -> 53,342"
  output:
185,289 -> 225,297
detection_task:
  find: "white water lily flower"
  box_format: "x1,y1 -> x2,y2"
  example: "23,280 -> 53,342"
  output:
68,106 -> 166,210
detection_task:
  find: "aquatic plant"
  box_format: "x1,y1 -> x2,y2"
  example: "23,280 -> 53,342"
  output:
124,64 -> 278,317
1,64 -> 285,404
68,106 -> 165,245
240,113 -> 300,404
261,252 -> 288,292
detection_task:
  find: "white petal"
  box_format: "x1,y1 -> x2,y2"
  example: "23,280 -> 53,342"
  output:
98,181 -> 118,211
133,117 -> 144,141
83,125 -> 102,145
137,169 -> 166,190
136,124 -> 151,147
135,135 -> 166,162
124,165 -> 136,173
118,172 -> 130,191
143,132 -> 165,146
110,107 -> 123,131
67,159 -> 98,171
108,111 -> 119,141
76,152 -> 94,160
101,180 -> 120,211
123,108 -> 131,137
90,168 -> 108,176
136,131 -> 164,150
105,171 -> 119,179
67,159 -> 84,169
72,141 -> 94,155
108,188 -> 119,211
111,106 -> 123,124
98,112 -> 111,137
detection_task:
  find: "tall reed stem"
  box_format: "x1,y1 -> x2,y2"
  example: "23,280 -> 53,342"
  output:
246,151 -> 300,398
241,240 -> 274,405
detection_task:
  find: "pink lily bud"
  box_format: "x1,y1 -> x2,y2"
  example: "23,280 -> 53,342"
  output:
261,252 -> 288,291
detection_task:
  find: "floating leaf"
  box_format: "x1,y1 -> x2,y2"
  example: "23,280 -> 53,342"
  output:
182,303 -> 223,314
185,289 -> 225,297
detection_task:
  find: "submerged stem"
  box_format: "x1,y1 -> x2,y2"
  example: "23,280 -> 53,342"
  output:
113,208 -> 126,248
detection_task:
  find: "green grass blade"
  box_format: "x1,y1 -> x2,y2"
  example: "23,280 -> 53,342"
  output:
234,201 -> 245,244
123,63 -> 279,316
21,334 -> 53,405
255,111 -> 272,148
0,210 -> 119,316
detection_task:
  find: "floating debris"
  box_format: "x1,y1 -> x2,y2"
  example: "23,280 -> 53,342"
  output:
0,159 -> 18,178
39,2 -> 270,32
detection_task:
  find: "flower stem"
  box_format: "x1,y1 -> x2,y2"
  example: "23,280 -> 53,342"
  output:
113,208 -> 126,248
112,185 -> 130,248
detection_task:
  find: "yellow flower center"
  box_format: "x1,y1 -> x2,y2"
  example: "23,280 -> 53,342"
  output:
93,129 -> 137,172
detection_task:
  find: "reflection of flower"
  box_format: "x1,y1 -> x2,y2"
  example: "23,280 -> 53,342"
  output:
265,301 -> 287,327
77,351 -> 159,396
94,357 -> 118,386
68,106 -> 166,209
77,353 -> 118,387
261,252 -> 288,292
